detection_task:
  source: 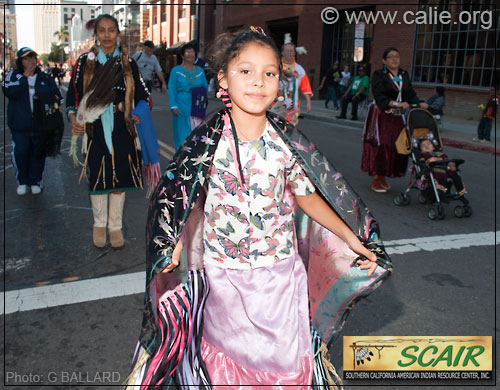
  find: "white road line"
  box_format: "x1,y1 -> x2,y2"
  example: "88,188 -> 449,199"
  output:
1,231 -> 497,315
384,231 -> 499,255
2,272 -> 145,315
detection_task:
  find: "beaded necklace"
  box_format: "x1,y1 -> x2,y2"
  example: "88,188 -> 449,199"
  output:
182,64 -> 197,85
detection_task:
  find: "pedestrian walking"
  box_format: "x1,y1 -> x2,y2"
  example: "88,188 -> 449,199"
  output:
281,37 -> 312,125
125,26 -> 391,389
361,47 -> 427,192
132,40 -> 167,93
3,47 -> 63,195
66,14 -> 151,248
168,42 -> 208,150
318,61 -> 340,110
52,64 -> 62,86
473,87 -> 498,143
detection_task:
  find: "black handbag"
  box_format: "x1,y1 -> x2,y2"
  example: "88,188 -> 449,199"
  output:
33,93 -> 64,159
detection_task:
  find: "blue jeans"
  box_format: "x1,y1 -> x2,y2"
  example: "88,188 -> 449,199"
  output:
11,130 -> 45,186
477,117 -> 492,141
325,86 -> 339,108
338,85 -> 348,106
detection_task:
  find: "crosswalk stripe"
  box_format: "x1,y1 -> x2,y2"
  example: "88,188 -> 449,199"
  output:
1,231 -> 497,314
157,139 -> 175,154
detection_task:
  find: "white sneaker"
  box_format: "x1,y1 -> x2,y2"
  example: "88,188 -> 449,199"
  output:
472,137 -> 483,142
17,185 -> 28,195
31,185 -> 42,194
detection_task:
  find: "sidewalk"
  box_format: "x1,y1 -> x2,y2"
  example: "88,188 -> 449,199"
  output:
301,99 -> 498,155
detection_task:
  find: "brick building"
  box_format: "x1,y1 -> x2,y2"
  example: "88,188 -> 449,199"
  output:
208,0 -> 498,120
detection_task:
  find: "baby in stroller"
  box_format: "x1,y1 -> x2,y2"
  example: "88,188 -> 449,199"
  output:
417,138 -> 468,204
394,107 -> 472,219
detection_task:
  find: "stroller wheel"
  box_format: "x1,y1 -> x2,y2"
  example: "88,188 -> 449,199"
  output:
464,205 -> 472,217
437,205 -> 446,220
393,194 -> 403,206
402,194 -> 411,206
428,207 -> 438,220
454,205 -> 465,218
418,193 -> 427,204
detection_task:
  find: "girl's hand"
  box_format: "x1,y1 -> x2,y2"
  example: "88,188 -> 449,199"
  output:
357,258 -> 378,277
131,114 -> 140,124
172,108 -> 180,115
420,102 -> 429,109
69,113 -> 85,135
161,240 -> 182,273
348,238 -> 378,277
399,102 -> 410,110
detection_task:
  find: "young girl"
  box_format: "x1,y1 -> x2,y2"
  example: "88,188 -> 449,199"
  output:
125,28 -> 392,389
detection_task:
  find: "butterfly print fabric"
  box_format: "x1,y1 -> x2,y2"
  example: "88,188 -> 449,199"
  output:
204,121 -> 315,269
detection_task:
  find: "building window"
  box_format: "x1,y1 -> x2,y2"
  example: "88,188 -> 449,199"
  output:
412,0 -> 499,87
178,7 -> 186,19
64,7 -> 67,11
153,15 -> 157,24
72,8 -> 75,13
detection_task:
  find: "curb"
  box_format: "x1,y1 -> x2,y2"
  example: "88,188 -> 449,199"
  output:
302,113 -> 497,155
441,138 -> 498,155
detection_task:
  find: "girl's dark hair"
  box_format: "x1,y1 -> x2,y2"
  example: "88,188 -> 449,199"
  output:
15,52 -> 36,73
435,86 -> 445,97
382,47 -> 399,59
93,14 -> 120,35
180,43 -> 197,56
206,28 -> 281,75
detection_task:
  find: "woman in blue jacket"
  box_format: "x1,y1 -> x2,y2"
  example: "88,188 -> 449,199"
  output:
3,47 -> 62,195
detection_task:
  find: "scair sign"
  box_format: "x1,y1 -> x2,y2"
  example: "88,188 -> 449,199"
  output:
343,336 -> 492,383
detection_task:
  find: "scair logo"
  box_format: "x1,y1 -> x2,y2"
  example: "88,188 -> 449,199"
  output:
398,343 -> 484,369
343,336 -> 492,381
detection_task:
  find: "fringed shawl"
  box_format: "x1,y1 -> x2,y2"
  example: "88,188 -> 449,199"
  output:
128,108 -> 393,388
79,44 -> 136,138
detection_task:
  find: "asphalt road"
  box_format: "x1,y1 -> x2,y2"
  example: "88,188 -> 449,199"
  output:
1,87 -> 497,389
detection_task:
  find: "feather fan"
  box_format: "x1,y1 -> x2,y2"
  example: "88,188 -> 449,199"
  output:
70,57 -> 123,167
75,57 -> 122,124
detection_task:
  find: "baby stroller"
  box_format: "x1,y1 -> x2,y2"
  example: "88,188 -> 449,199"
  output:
393,108 -> 472,220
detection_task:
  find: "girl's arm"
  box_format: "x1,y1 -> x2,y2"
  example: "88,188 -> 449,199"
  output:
295,192 -> 378,276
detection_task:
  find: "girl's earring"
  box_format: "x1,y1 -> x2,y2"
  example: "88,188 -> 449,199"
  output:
95,38 -> 100,46
116,37 -> 121,47
217,87 -> 232,108
277,95 -> 284,101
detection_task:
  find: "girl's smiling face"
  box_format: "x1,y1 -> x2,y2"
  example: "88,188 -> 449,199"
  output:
218,42 -> 280,117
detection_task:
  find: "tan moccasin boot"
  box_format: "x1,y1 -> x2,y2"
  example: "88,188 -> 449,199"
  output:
93,227 -> 107,248
108,192 -> 125,248
90,194 -> 108,248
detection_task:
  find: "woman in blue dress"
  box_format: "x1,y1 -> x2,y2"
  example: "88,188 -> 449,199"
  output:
168,43 -> 208,150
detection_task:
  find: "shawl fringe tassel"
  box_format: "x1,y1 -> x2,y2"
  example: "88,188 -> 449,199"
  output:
122,270 -> 211,389
312,328 -> 344,390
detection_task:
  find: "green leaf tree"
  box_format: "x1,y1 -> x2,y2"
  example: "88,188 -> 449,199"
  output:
53,26 -> 69,44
